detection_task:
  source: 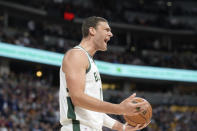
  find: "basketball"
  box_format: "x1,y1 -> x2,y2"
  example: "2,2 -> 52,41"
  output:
123,97 -> 152,127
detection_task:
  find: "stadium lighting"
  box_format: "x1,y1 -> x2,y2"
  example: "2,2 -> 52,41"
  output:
36,70 -> 42,77
167,2 -> 172,7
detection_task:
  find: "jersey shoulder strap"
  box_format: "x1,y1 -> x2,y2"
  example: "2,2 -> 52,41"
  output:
73,45 -> 92,73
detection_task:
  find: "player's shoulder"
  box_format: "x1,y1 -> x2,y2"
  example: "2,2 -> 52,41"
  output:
64,48 -> 87,60
62,47 -> 89,67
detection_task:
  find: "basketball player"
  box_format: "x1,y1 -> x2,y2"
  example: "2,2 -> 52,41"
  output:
59,16 -> 149,131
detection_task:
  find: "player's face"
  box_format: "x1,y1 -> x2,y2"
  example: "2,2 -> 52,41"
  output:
93,22 -> 113,51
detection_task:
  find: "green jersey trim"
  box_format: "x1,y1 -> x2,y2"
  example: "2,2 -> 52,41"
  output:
75,45 -> 91,74
66,97 -> 80,130
66,97 -> 76,119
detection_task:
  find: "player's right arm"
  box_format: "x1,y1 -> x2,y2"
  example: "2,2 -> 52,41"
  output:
62,49 -> 147,116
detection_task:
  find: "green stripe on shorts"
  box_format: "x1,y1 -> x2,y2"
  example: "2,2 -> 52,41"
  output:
72,120 -> 80,131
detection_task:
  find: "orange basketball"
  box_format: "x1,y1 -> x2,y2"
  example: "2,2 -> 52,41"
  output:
123,97 -> 152,127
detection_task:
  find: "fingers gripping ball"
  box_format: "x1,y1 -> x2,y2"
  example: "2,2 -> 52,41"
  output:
123,97 -> 152,127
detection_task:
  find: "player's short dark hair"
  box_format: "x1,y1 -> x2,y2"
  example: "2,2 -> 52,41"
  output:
82,16 -> 108,38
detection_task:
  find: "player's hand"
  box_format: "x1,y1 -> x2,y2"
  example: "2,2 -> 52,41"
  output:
125,121 -> 151,131
119,93 -> 149,116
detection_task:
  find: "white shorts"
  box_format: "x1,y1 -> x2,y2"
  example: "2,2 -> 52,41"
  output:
61,122 -> 102,131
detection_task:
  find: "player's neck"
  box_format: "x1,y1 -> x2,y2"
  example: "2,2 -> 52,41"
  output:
80,39 -> 96,57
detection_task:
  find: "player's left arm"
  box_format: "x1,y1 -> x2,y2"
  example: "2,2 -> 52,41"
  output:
103,114 -> 128,130
103,114 -> 150,131
103,114 -> 117,129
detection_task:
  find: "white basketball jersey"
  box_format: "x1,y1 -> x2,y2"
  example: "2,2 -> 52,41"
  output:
59,45 -> 104,130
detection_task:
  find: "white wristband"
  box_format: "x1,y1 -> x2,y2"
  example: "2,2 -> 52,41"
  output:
103,114 -> 116,129
123,124 -> 126,131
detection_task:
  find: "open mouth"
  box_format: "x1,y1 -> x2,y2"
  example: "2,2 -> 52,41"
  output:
104,38 -> 109,44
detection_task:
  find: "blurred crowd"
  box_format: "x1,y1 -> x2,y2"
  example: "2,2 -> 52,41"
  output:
0,70 -> 197,131
4,0 -> 197,30
0,72 -> 60,131
0,17 -> 197,70
0,0 -> 197,131
0,0 -> 197,70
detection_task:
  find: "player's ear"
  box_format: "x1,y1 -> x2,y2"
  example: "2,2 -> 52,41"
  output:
89,27 -> 96,36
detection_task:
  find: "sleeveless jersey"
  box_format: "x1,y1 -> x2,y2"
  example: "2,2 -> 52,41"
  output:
59,45 -> 104,130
